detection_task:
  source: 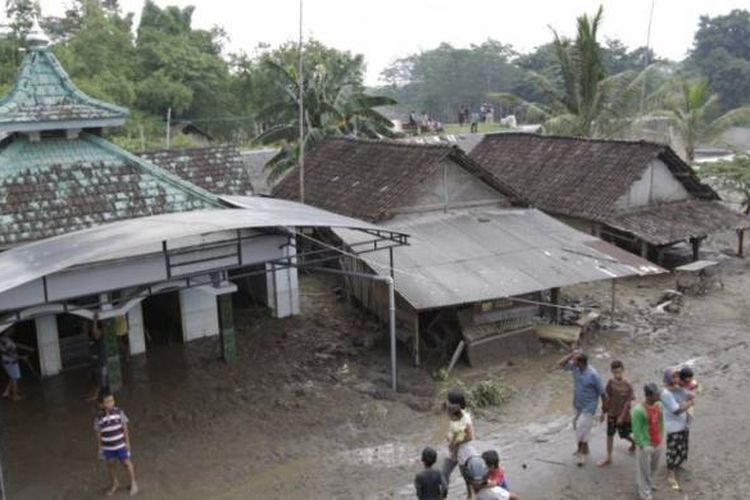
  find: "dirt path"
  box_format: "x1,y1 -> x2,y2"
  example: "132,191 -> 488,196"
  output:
2,251 -> 750,499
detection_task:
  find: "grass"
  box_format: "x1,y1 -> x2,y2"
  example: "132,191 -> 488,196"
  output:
441,122 -> 511,135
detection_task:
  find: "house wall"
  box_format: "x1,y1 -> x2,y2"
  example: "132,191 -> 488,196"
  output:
391,159 -> 509,214
613,159 -> 690,211
0,232 -> 289,313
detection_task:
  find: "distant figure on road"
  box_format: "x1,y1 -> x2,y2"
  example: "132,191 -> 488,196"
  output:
661,367 -> 694,491
630,383 -> 663,500
414,446 -> 448,500
557,350 -> 605,466
598,360 -> 636,467
458,105 -> 467,127
95,393 -> 139,496
470,110 -> 479,133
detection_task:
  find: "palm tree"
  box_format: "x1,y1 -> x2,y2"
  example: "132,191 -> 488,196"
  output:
648,78 -> 750,162
491,6 -> 660,138
255,59 -> 396,180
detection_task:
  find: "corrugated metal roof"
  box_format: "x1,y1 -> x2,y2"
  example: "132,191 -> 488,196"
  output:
0,199 -> 407,297
335,208 -> 662,311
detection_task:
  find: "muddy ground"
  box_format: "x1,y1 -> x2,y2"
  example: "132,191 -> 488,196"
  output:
2,236 -> 750,500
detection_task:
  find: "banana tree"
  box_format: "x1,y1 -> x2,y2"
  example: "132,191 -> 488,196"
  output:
255,59 -> 396,180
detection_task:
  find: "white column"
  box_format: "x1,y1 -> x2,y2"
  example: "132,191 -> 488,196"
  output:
127,303 -> 146,356
179,288 -> 219,342
265,243 -> 300,318
35,315 -> 62,377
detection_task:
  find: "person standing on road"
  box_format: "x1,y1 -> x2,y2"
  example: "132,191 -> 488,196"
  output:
557,351 -> 606,466
414,446 -> 448,499
661,367 -> 694,491
631,383 -> 664,500
441,390 -> 476,497
598,360 -> 636,467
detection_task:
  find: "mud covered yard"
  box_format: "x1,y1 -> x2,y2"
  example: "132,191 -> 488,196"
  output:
3,242 -> 750,499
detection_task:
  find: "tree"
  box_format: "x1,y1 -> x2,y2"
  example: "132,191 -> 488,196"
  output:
379,40 -> 520,120
688,9 -> 750,111
134,0 -> 232,130
649,78 -> 750,162
698,155 -> 750,213
254,41 -> 396,179
492,7 -> 667,138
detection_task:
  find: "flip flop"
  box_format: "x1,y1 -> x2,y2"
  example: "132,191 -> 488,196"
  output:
668,477 -> 680,491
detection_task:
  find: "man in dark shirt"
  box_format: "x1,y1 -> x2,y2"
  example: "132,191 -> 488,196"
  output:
415,447 -> 447,499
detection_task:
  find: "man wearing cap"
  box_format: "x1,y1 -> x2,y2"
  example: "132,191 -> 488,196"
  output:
631,383 -> 664,500
557,350 -> 606,466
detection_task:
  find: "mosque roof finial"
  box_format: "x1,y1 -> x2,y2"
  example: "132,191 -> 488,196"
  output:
26,17 -> 50,49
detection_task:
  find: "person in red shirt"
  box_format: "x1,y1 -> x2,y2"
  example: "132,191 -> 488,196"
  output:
630,383 -> 664,500
481,450 -> 509,490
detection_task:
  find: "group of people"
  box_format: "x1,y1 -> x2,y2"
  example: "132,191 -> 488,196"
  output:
558,350 -> 699,500
414,390 -> 519,499
408,111 -> 445,134
457,104 -> 495,133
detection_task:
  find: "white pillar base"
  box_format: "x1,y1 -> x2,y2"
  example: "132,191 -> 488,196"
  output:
127,304 -> 146,355
265,244 -> 300,318
179,289 -> 219,342
35,315 -> 62,377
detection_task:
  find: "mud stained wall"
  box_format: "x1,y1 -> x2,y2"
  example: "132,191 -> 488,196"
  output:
339,256 -> 418,343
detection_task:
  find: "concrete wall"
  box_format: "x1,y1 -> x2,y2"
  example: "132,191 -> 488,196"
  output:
265,243 -> 300,318
179,288 -> 219,341
614,159 -> 690,211
127,304 -> 146,356
35,315 -> 62,377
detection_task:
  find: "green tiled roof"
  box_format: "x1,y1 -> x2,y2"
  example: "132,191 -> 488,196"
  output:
0,46 -> 128,133
0,133 -> 221,246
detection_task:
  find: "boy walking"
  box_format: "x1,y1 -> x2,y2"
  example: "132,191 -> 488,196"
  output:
598,360 -> 635,466
631,383 -> 664,500
0,333 -> 24,401
414,447 -> 447,499
95,393 -> 139,496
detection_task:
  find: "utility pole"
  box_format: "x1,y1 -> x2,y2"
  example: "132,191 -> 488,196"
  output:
298,0 -> 305,203
166,107 -> 172,150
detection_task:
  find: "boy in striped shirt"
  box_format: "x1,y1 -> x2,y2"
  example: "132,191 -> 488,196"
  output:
94,393 -> 139,496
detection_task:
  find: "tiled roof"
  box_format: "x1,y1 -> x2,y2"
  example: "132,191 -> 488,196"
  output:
138,146 -> 254,196
0,133 -> 220,246
273,137 -> 526,221
603,200 -> 750,246
470,133 -> 719,220
0,47 -> 128,132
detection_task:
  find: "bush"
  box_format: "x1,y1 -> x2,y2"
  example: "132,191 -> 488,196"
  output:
437,377 -> 512,410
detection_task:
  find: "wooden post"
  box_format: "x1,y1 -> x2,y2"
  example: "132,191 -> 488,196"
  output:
103,317 -> 122,393
610,280 -> 616,328
738,229 -> 745,258
218,294 -> 237,363
640,240 -> 649,259
550,288 -> 561,324
690,237 -> 701,262
413,316 -> 420,367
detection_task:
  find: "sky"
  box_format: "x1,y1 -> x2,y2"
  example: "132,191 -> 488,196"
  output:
20,0 -> 750,85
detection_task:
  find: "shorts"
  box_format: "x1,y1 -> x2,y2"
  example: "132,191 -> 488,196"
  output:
606,417 -> 632,438
573,411 -> 594,443
102,448 -> 130,462
3,361 -> 20,381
